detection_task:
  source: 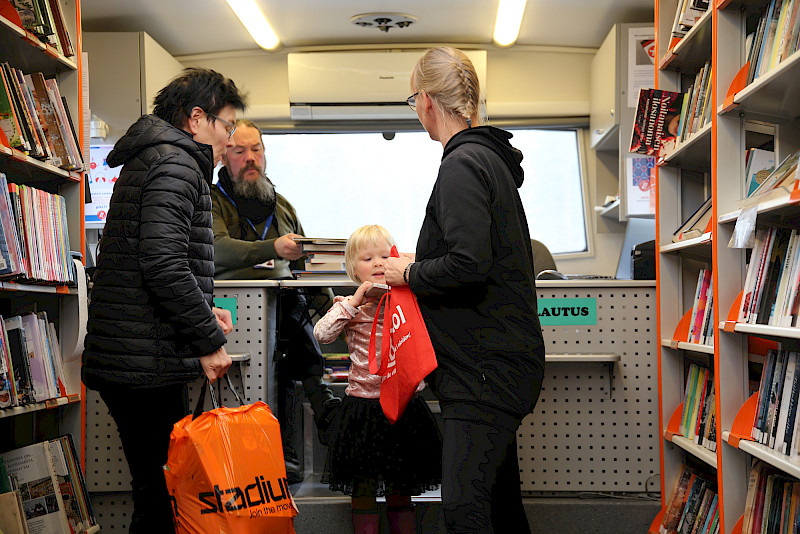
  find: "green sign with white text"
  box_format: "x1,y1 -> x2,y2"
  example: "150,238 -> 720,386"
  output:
537,298 -> 597,325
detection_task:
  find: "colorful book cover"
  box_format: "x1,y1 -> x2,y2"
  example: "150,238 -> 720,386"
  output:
629,88 -> 685,160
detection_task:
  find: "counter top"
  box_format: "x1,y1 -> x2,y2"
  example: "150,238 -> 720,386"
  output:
213,279 -> 655,289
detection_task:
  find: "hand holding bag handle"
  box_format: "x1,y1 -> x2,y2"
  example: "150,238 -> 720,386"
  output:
192,373 -> 245,420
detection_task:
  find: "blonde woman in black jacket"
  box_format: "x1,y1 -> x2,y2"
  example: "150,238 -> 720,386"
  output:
83,68 -> 245,533
385,47 -> 545,534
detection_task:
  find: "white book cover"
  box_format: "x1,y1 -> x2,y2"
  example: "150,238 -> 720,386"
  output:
771,230 -> 797,325
740,228 -> 767,323
21,313 -> 55,400
0,442 -> 71,534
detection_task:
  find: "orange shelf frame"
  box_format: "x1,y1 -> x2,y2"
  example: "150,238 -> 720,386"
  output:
720,63 -> 750,113
724,290 -> 744,332
665,402 -> 685,440
673,309 -> 694,343
648,507 -> 666,534
727,393 -> 758,449
731,515 -> 743,534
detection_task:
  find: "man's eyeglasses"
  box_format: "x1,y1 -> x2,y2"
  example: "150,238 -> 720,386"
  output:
206,111 -> 236,139
406,92 -> 419,111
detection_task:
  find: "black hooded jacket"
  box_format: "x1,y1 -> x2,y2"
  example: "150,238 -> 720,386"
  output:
408,126 -> 545,422
82,115 -> 227,389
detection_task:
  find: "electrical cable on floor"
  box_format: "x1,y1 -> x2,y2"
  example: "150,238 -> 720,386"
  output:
575,473 -> 661,501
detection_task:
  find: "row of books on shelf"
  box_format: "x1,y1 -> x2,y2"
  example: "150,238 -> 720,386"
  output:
742,460 -> 800,534
687,269 -> 714,345
739,226 -> 800,327
291,237 -> 349,281
5,0 -> 74,58
746,0 -> 800,86
670,0 -> 708,41
0,311 -> 78,409
0,173 -> 75,284
749,349 -> 800,457
679,363 -> 717,452
659,463 -> 718,534
744,148 -> 800,202
745,148 -> 776,198
0,435 -> 95,533
0,63 -> 82,170
676,61 -> 712,145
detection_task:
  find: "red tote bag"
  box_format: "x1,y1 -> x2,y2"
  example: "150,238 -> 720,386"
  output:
368,246 -> 438,424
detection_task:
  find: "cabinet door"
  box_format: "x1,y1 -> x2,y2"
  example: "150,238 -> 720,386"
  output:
590,26 -> 619,149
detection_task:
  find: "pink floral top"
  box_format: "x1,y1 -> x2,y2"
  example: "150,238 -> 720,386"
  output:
314,295 -> 425,399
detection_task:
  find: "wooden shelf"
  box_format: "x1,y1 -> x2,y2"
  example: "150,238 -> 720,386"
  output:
662,122 -> 712,169
723,322 -> 800,341
720,49 -> 800,123
723,430 -> 800,479
0,144 -> 83,183
659,232 -> 713,255
659,8 -> 713,73
667,432 -> 718,468
0,14 -> 77,75
0,394 -> 81,419
660,339 -> 714,354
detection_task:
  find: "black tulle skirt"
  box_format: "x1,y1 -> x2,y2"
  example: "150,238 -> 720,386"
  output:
322,394 -> 442,497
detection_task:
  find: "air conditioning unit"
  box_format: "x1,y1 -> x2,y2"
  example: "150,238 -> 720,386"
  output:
287,50 -> 487,120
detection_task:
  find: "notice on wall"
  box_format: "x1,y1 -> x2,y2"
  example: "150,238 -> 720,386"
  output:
86,145 -> 119,228
628,26 -> 656,108
625,155 -> 656,217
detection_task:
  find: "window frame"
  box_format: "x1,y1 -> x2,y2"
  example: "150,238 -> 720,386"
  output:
258,121 -> 595,258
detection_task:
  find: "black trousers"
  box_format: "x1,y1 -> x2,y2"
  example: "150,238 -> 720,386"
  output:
442,413 -> 531,534
100,384 -> 188,533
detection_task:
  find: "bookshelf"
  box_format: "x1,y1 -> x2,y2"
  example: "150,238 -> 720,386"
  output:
0,0 -> 94,532
652,0 -> 800,532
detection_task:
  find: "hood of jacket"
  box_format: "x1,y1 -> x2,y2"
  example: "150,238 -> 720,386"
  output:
443,125 -> 524,188
107,114 -> 215,185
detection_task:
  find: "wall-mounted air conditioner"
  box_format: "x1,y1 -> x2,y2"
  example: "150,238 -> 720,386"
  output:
287,50 -> 487,120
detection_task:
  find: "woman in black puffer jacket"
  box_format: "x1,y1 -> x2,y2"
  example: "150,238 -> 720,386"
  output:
82,68 -> 245,533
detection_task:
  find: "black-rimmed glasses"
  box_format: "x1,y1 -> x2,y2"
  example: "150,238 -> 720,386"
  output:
206,111 -> 236,139
406,92 -> 419,111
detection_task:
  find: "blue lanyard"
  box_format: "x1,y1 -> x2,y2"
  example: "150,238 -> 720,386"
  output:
217,182 -> 275,241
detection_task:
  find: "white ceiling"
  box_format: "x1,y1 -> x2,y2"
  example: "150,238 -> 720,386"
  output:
81,0 -> 654,57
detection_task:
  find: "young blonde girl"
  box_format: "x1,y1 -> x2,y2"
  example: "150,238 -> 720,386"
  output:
313,225 -> 442,534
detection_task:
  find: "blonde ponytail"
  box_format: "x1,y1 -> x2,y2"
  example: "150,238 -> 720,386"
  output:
412,47 -> 483,126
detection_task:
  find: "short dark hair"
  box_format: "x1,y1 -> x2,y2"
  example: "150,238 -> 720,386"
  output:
152,68 -> 246,128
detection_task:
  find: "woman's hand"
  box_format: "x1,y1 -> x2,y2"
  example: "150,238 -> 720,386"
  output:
212,307 -> 233,334
347,281 -> 373,308
199,346 -> 232,382
385,257 -> 412,286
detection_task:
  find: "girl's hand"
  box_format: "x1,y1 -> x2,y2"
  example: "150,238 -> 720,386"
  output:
347,281 -> 373,308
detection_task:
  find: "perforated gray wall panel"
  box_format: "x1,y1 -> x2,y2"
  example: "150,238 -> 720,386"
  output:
519,285 -> 659,492
86,287 -> 275,491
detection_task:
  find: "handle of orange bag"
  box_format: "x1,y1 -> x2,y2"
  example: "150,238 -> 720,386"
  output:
192,374 -> 245,420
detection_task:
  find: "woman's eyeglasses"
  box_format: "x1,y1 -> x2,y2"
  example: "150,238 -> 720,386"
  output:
406,92 -> 419,111
206,111 -> 237,139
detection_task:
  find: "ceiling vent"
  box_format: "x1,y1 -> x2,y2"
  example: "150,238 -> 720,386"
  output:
350,13 -> 416,33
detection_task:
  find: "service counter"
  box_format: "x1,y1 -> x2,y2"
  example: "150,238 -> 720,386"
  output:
85,279 -> 658,511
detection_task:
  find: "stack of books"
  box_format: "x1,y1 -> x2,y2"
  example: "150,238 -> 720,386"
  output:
687,268 -> 714,345
659,463 -> 719,534
745,148 -> 800,201
679,363 -> 716,452
0,66 -> 83,170
0,311 -> 79,410
673,197 -> 712,243
675,60 -> 712,143
292,237 -> 349,281
7,0 -> 75,58
0,173 -> 76,284
670,0 -> 709,44
739,226 -> 800,327
746,0 -> 800,85
744,148 -> 776,198
742,460 -> 800,533
751,349 -> 800,456
0,435 -> 96,533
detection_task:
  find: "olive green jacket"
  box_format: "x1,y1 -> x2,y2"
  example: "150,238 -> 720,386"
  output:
210,182 -> 305,280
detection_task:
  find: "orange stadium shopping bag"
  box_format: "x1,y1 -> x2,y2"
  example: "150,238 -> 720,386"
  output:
164,375 -> 297,534
368,246 -> 438,424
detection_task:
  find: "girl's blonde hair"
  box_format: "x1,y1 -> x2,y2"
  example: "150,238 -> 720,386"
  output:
345,225 -> 396,283
411,46 -> 485,126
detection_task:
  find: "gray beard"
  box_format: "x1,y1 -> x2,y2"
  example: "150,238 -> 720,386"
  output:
232,170 -> 276,205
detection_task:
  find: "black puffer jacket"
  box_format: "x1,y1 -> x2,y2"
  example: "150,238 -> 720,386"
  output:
82,115 -> 227,390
